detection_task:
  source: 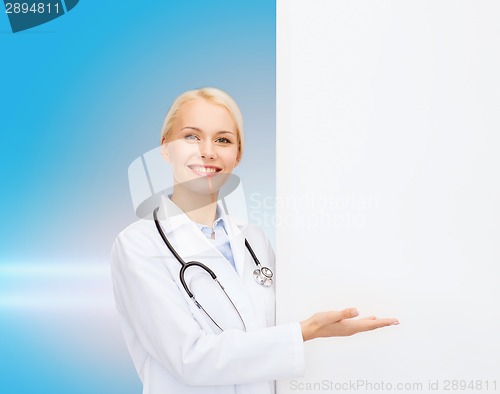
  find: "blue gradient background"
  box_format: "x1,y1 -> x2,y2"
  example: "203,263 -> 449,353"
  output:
0,1 -> 275,393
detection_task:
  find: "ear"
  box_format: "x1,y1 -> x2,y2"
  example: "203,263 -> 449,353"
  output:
161,140 -> 171,163
235,149 -> 243,167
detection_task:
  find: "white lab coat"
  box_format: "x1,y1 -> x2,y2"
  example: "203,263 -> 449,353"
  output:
111,195 -> 305,394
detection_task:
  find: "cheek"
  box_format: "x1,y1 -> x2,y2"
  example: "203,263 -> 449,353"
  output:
168,143 -> 199,165
223,150 -> 239,168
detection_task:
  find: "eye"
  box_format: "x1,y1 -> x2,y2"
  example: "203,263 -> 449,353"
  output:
184,134 -> 199,142
216,137 -> 233,144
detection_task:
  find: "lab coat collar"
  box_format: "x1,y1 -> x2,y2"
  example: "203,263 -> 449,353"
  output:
156,194 -> 247,275
156,194 -> 198,234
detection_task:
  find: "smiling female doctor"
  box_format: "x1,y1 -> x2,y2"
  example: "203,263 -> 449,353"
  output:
111,87 -> 399,394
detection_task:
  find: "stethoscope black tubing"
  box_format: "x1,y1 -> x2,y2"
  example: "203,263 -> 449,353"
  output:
153,207 -> 255,331
153,207 -> 261,298
244,239 -> 261,267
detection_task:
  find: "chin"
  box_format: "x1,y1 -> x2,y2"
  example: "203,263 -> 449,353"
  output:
179,173 -> 231,196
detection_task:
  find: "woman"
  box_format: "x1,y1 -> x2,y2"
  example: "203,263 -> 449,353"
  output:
111,87 -> 398,394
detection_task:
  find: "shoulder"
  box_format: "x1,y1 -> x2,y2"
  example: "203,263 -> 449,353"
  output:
112,218 -> 160,259
234,221 -> 275,259
226,215 -> 270,243
115,218 -> 156,241
241,223 -> 271,244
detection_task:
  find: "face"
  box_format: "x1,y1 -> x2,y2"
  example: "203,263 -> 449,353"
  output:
162,98 -> 240,196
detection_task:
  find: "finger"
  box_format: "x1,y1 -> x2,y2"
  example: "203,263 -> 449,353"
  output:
354,318 -> 399,333
337,308 -> 359,320
319,308 -> 359,325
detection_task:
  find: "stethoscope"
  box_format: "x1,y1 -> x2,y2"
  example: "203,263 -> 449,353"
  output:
153,207 -> 274,331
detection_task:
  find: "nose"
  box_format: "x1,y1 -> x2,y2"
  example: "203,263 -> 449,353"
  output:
199,140 -> 217,160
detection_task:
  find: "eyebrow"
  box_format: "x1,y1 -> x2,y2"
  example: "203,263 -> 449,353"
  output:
181,127 -> 236,135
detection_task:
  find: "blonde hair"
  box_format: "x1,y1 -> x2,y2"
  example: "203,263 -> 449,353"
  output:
160,87 -> 244,159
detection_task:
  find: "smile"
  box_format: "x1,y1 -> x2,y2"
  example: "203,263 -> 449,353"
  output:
188,165 -> 222,176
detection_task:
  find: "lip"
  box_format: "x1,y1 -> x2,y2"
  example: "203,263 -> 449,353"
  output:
187,164 -> 223,177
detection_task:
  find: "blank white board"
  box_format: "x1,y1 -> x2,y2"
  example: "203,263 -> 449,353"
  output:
277,1 -> 500,392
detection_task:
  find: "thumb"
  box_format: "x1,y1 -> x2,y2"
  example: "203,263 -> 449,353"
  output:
342,308 -> 359,319
324,308 -> 359,323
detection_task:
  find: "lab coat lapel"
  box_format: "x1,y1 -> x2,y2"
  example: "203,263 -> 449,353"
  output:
219,209 -> 262,330
222,214 -> 247,277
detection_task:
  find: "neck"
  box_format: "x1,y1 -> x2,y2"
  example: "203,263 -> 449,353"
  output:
171,184 -> 219,227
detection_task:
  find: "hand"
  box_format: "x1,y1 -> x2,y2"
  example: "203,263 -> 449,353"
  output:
300,308 -> 399,341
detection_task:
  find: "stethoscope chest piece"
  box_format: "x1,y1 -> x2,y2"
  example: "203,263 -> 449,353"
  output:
253,266 -> 273,287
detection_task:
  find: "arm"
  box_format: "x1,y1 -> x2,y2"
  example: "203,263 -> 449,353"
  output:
111,231 -> 305,386
300,308 -> 399,341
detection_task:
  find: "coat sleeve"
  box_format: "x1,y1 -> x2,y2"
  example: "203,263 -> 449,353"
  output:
111,227 -> 305,386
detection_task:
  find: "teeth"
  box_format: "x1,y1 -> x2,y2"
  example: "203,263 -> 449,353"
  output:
191,166 -> 218,173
